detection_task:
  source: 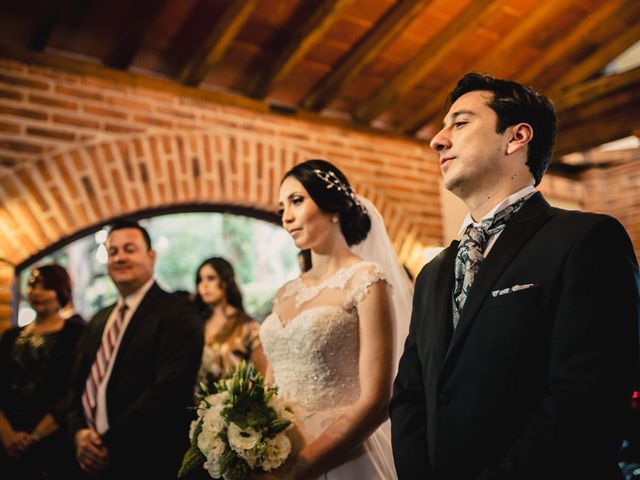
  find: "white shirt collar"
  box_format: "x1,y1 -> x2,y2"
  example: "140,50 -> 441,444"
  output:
458,185 -> 536,236
117,277 -> 155,312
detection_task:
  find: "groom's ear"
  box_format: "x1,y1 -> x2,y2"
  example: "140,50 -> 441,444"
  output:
506,123 -> 533,155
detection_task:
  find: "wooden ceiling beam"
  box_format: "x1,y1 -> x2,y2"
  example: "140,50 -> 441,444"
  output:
27,0 -> 62,51
555,64 -> 640,112
398,0 -> 562,133
353,0 -> 504,124
549,3 -> 640,95
301,0 -> 431,112
178,0 -> 258,87
103,0 -> 168,70
555,75 -> 640,155
250,0 -> 356,100
515,0 -> 624,88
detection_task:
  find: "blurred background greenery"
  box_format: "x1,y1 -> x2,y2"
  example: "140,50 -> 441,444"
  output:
17,212 -> 299,325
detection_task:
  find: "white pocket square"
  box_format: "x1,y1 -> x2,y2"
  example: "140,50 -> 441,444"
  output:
491,283 -> 537,297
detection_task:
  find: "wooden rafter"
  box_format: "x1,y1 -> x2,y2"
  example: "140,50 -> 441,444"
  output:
104,0 -> 168,70
27,0 -> 62,51
353,0 -> 504,124
549,2 -> 640,95
555,65 -> 640,112
556,100 -> 640,155
250,0 -> 356,100
398,0 -> 563,133
178,0 -> 258,87
555,68 -> 640,155
301,0 -> 431,112
516,0 -> 624,88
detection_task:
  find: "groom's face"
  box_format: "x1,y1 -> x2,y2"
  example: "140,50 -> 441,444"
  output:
430,90 -> 513,198
279,176 -> 335,250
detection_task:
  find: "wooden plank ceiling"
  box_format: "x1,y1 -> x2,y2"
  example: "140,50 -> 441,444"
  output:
1,0 -> 640,166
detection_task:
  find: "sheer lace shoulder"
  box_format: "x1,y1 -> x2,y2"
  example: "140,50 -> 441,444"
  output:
344,262 -> 388,310
279,261 -> 386,310
272,278 -> 298,308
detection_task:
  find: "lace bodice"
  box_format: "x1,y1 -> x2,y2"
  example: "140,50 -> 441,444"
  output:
260,261 -> 386,412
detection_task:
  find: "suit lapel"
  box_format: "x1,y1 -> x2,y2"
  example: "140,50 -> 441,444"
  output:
443,193 -> 551,368
115,282 -> 162,360
431,241 -> 458,366
89,306 -> 115,356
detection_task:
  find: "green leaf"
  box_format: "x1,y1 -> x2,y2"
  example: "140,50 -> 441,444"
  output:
178,444 -> 206,477
191,418 -> 203,447
266,418 -> 292,436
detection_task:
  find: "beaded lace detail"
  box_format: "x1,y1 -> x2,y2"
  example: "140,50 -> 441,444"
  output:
260,261 -> 387,411
279,261 -> 385,309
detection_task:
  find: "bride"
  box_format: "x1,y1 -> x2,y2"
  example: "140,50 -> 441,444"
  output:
259,159 -> 412,479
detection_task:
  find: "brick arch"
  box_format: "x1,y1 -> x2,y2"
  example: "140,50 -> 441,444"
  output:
0,130 -> 425,268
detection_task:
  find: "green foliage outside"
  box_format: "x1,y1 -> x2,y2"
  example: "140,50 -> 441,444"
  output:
17,212 -> 299,325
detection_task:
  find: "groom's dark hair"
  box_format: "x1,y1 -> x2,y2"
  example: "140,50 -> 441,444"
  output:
448,72 -> 556,186
282,159 -> 371,246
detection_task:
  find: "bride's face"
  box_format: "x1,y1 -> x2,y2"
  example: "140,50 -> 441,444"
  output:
279,176 -> 335,250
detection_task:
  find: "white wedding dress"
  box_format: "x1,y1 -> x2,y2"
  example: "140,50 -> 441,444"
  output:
260,260 -> 398,480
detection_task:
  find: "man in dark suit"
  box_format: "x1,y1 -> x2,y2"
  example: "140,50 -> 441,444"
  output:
68,220 -> 203,479
390,73 -> 639,479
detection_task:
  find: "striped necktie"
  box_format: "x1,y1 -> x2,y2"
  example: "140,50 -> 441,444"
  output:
82,303 -> 129,429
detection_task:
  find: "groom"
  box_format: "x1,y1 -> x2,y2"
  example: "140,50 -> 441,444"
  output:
389,72 -> 639,479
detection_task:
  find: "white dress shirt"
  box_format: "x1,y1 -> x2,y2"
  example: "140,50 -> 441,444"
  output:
95,278 -> 155,434
457,185 -> 536,258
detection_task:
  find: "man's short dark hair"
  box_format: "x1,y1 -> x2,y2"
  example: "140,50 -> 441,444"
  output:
108,219 -> 152,250
448,72 -> 557,186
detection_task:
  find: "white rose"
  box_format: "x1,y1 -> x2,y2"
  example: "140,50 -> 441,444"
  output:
202,405 -> 227,436
227,422 -> 260,451
204,456 -> 223,478
198,392 -> 229,418
188,420 -> 198,441
205,437 -> 227,461
268,396 -> 294,423
237,446 -> 260,468
261,433 -> 292,471
197,428 -> 217,453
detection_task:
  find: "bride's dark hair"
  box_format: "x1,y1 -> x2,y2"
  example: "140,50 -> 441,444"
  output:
282,159 -> 371,246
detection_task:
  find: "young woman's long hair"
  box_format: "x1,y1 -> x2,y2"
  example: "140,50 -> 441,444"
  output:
193,257 -> 245,319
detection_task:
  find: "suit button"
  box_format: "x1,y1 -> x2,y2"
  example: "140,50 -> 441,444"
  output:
438,394 -> 450,405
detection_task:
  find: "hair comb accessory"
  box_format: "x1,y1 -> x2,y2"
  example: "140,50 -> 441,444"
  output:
313,169 -> 364,210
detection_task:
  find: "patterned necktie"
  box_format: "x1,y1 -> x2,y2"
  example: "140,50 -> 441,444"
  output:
452,193 -> 533,328
82,303 -> 129,429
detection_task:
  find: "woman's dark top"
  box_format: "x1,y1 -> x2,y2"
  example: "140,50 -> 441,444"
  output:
0,320 -> 85,431
0,319 -> 85,479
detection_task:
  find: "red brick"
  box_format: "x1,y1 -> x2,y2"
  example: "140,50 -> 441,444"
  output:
27,127 -> 76,141
81,176 -> 101,218
16,170 -> 48,211
52,114 -> 100,129
0,88 -> 23,101
0,73 -> 49,90
84,105 -> 127,120
107,96 -> 152,112
132,115 -> 172,128
0,105 -> 47,120
55,85 -> 104,101
0,121 -> 20,134
105,123 -> 144,133
29,94 -> 78,111
0,140 -> 44,154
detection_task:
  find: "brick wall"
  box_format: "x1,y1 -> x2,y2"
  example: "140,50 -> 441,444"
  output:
0,58 -> 442,328
582,160 -> 640,254
1,58 -> 638,330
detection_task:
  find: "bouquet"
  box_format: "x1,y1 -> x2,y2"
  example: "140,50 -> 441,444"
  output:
179,361 -> 294,479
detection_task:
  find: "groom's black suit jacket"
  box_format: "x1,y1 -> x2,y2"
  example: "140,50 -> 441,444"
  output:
390,193 -> 639,480
68,282 -> 203,479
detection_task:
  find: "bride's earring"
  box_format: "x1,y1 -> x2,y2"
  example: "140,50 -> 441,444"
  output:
332,216 -> 339,224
